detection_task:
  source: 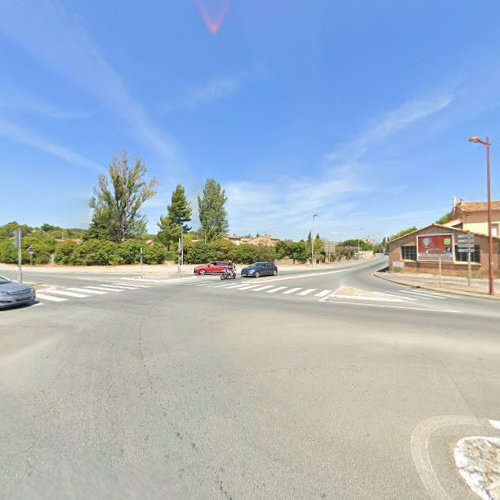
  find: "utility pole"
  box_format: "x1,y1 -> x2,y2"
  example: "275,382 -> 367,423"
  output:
140,247 -> 144,279
13,229 -> 23,282
311,214 -> 318,267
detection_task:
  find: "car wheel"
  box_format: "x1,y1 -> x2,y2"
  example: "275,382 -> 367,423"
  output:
199,270 -> 206,275
255,272 -> 260,278
273,270 -> 277,276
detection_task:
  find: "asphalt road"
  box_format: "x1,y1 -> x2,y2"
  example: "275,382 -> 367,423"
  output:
1,257 -> 499,499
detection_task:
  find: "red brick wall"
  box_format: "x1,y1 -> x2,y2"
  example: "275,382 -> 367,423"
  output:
388,226 -> 500,278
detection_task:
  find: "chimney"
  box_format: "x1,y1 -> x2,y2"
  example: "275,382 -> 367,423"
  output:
452,196 -> 457,208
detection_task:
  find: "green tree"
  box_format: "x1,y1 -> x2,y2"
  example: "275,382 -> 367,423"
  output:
435,212 -> 451,224
389,226 -> 417,241
198,178 -> 228,242
157,184 -> 192,250
89,150 -> 158,243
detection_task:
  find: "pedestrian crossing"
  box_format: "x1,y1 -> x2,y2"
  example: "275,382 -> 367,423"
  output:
181,279 -> 457,305
35,282 -> 152,305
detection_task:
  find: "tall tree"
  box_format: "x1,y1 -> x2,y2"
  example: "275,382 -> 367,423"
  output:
89,150 -> 158,243
157,184 -> 192,250
198,178 -> 229,242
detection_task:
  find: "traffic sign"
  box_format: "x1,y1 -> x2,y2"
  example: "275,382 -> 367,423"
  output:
27,247 -> 34,254
457,234 -> 475,243
457,248 -> 475,253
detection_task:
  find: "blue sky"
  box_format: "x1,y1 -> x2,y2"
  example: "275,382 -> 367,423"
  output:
1,0 -> 500,241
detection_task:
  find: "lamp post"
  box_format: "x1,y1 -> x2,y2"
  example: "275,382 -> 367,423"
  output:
311,214 -> 318,267
468,135 -> 494,295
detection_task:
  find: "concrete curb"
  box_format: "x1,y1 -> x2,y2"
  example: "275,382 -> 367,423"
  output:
373,271 -> 500,301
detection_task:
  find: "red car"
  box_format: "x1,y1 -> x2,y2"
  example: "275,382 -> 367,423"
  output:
194,261 -> 229,275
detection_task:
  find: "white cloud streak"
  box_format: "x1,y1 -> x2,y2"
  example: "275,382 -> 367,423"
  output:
0,0 -> 178,168
165,76 -> 240,111
0,116 -> 100,171
226,94 -> 454,240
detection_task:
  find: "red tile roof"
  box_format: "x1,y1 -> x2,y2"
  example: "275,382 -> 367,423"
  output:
455,200 -> 500,212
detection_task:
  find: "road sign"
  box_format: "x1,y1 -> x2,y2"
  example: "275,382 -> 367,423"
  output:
27,247 -> 34,254
457,234 -> 475,243
12,229 -> 21,249
457,248 -> 475,253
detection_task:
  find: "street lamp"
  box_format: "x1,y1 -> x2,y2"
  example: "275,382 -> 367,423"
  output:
311,214 -> 318,267
468,135 -> 494,295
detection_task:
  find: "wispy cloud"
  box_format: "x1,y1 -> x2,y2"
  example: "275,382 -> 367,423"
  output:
0,85 -> 89,120
0,0 -> 179,168
165,76 -> 240,111
0,116 -> 100,171
324,94 -> 453,162
225,93 -> 454,240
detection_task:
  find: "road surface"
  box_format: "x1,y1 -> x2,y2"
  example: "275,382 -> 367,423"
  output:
1,256 -> 499,499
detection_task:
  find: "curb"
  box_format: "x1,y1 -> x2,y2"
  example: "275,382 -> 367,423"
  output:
373,271 -> 500,301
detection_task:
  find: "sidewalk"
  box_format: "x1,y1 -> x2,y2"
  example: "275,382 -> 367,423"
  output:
0,257 -> 375,277
375,270 -> 500,300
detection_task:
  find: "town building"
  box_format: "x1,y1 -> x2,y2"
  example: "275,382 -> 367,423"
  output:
388,224 -> 500,278
223,234 -> 280,247
443,198 -> 500,237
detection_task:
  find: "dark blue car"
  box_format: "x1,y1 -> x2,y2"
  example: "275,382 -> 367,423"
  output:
241,262 -> 278,278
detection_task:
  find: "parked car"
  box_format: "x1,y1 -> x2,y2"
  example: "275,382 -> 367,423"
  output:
194,261 -> 229,275
241,262 -> 278,278
0,275 -> 36,309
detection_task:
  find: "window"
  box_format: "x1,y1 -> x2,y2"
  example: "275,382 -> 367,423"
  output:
454,245 -> 480,263
401,246 -> 416,260
493,224 -> 499,237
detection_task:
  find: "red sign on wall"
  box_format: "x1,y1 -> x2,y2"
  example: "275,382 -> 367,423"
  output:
417,234 -> 454,262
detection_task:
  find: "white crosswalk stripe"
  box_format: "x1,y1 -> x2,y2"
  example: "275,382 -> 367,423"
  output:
298,288 -> 316,296
283,288 -> 302,295
95,284 -> 136,290
251,286 -> 275,292
43,289 -> 90,298
266,286 -> 288,293
36,293 -> 68,302
237,285 -> 262,290
403,290 -> 448,300
315,290 -> 332,297
68,287 -> 108,295
85,286 -> 124,292
112,282 -> 150,288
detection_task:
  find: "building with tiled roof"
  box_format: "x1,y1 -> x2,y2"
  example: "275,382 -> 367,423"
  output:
443,198 -> 500,237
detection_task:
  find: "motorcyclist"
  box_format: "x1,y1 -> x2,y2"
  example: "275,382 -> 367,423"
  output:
226,260 -> 236,278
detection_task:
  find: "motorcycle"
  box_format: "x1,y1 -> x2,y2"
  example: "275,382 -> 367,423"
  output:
220,267 -> 236,280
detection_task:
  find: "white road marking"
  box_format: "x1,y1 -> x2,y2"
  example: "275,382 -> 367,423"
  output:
251,286 -> 275,292
298,288 -> 316,296
85,286 -> 124,293
320,299 -> 462,313
489,419 -> 500,430
237,285 -> 262,290
404,290 -> 447,300
113,282 -> 150,288
68,287 -> 108,295
315,290 -> 332,297
36,293 -> 68,302
43,289 -> 89,298
96,284 -> 137,290
283,288 -> 302,295
266,286 -> 288,293
223,284 -> 250,289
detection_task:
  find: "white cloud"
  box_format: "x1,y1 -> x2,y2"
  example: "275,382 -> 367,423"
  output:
324,95 -> 453,162
0,116 -> 100,171
225,93 -> 454,240
0,0 -> 178,169
165,76 -> 240,111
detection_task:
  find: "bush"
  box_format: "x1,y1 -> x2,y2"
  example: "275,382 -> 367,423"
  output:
143,243 -> 166,264
54,240 -> 78,264
0,240 -> 17,263
117,240 -> 143,264
187,242 -> 213,264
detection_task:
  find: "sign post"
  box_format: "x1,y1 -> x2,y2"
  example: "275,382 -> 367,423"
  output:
28,246 -> 34,266
140,248 -> 144,279
457,233 -> 475,288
